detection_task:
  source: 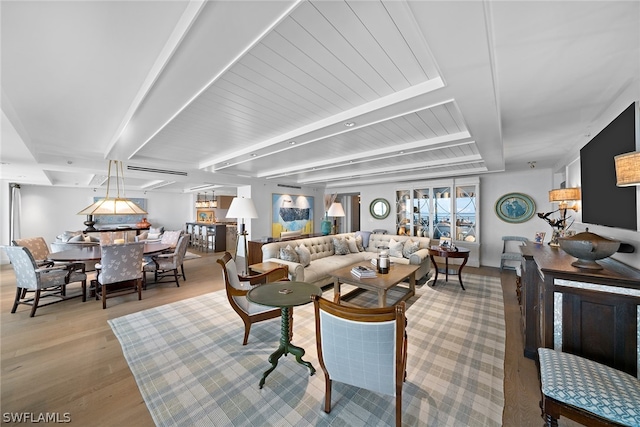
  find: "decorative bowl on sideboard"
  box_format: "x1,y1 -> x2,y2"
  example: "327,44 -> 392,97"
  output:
558,230 -> 620,270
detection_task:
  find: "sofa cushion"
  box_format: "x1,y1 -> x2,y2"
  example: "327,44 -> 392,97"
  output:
68,234 -> 85,242
295,244 -> 311,267
403,239 -> 420,258
388,238 -> 404,258
56,231 -> 82,242
346,236 -> 360,253
332,237 -> 350,255
280,245 -> 299,263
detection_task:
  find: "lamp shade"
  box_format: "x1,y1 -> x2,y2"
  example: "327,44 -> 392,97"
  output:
77,160 -> 147,215
549,188 -> 581,202
226,197 -> 258,219
78,198 -> 147,215
615,151 -> 640,186
327,202 -> 345,217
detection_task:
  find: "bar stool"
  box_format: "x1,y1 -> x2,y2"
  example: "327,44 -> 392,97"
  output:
185,223 -> 195,247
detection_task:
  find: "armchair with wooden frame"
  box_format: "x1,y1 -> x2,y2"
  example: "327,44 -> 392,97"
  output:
93,242 -> 145,309
217,252 -> 290,345
143,234 -> 189,287
3,245 -> 87,317
312,295 -> 408,427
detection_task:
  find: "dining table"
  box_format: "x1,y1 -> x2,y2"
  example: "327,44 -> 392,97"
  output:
48,242 -> 171,262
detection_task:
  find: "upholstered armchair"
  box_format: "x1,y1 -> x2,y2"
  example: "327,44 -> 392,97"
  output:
12,237 -> 53,267
3,245 -> 87,317
217,252 -> 289,345
93,242 -> 145,309
312,295 -> 408,427
13,236 -> 89,282
160,230 -> 182,249
143,235 -> 189,287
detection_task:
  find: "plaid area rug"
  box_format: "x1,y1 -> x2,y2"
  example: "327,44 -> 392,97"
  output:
109,274 -> 505,426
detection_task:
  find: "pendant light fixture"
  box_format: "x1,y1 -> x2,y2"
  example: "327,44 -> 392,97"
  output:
78,160 -> 147,215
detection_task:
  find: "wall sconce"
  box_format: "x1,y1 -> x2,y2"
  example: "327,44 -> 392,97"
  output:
614,151 -> 640,186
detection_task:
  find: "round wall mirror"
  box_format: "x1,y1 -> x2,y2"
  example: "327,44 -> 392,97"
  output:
370,198 -> 390,219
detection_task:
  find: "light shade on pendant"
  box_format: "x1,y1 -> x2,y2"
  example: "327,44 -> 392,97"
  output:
78,160 -> 147,215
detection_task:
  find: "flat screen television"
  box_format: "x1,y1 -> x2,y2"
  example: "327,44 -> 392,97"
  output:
580,102 -> 637,231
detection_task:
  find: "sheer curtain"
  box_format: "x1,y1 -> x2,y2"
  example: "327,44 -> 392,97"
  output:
9,183 -> 21,243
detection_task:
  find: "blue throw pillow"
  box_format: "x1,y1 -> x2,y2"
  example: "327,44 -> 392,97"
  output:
355,231 -> 372,249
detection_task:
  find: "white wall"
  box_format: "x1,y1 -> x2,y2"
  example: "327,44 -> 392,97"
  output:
1,183 -> 192,264
247,181 -> 325,240
337,169 -> 553,268
480,169 -> 553,267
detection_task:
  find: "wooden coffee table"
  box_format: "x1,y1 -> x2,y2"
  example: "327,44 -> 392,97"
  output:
330,261 -> 419,307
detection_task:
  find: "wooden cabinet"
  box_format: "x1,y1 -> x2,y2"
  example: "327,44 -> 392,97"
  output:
217,196 -> 234,209
520,242 -> 640,376
395,178 -> 480,266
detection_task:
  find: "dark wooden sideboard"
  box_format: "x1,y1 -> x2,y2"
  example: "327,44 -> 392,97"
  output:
520,241 -> 640,376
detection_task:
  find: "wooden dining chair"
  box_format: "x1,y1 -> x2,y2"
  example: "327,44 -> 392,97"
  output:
217,252 -> 289,345
93,242 -> 145,309
3,245 -> 87,317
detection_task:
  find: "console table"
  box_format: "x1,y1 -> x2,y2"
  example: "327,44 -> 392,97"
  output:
520,242 -> 640,377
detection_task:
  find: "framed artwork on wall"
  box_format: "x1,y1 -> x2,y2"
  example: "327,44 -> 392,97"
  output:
494,193 -> 536,223
196,209 -> 215,223
271,194 -> 314,237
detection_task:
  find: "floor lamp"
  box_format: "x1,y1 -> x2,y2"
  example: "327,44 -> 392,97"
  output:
327,201 -> 345,234
226,196 -> 258,274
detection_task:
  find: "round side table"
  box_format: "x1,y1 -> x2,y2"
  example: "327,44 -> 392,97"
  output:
247,281 -> 322,388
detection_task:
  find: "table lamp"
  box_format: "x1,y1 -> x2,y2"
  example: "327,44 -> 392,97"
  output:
327,202 -> 345,234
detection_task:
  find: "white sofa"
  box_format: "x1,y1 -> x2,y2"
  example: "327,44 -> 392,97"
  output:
261,232 -> 432,288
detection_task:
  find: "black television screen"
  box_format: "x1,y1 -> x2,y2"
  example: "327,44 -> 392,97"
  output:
580,103 -> 637,231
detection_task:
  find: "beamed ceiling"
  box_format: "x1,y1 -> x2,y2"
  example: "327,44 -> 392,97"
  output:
1,0 -> 638,194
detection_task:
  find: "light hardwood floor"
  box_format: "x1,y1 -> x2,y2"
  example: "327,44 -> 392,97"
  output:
0,250 -> 574,426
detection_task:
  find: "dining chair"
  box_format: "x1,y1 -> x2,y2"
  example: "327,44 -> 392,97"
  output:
12,237 -> 53,267
217,252 -> 290,345
93,242 -> 145,309
3,245 -> 87,317
160,230 -> 182,249
143,235 -> 189,287
13,236 -> 90,282
312,295 -> 408,427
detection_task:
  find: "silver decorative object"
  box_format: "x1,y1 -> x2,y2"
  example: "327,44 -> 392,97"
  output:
558,229 -> 620,270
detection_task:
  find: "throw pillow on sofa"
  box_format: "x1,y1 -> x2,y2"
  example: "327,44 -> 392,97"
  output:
295,244 -> 311,267
403,239 -> 420,258
355,235 -> 365,252
388,238 -> 404,258
346,236 -> 360,253
280,244 -> 299,263
332,237 -> 350,255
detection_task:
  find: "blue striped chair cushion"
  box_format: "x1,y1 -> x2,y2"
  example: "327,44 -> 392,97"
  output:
538,348 -> 640,426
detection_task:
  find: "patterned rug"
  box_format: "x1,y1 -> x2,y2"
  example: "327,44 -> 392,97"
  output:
109,274 -> 505,426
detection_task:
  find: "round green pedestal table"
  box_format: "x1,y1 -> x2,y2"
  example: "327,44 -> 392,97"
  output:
247,281 -> 322,389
